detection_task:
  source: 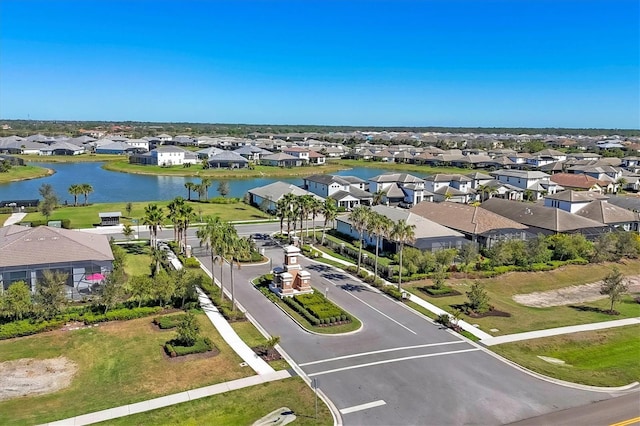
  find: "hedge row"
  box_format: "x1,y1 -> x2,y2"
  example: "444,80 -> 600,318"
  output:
82,307 -> 163,324
0,307 -> 163,340
154,314 -> 186,329
165,337 -> 214,357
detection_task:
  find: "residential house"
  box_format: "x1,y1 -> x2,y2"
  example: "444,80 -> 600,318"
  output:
207,151 -> 249,169
261,152 -> 302,167
549,173 -> 606,193
481,198 -> 609,237
130,146 -> 197,166
574,200 -> 640,231
368,173 -> 427,206
410,201 -> 529,248
39,141 -> 85,156
233,145 -> 272,162
526,149 -> 567,168
336,205 -> 467,252
302,175 -> 372,210
196,147 -> 224,160
490,169 -> 560,200
282,147 -> 310,164
543,190 -> 609,213
308,150 -> 327,165
248,181 -> 321,212
0,225 -> 114,299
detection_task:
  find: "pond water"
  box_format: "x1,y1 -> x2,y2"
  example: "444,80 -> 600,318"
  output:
0,162 -> 414,203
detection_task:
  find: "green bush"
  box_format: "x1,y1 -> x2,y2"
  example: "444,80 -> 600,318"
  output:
381,286 -> 403,301
164,337 -> 214,357
421,286 -> 456,296
0,318 -> 66,340
154,314 -> 186,329
82,307 -> 162,324
183,257 -> 201,268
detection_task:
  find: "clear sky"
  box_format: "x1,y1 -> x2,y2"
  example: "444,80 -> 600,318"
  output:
0,0 -> 638,128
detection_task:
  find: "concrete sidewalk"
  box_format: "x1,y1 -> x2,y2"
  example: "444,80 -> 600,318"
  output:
42,370 -> 291,426
196,287 -> 275,375
311,245 -> 493,340
3,212 -> 27,226
481,317 -> 640,346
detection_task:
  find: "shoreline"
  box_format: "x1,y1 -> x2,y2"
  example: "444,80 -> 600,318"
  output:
0,166 -> 54,185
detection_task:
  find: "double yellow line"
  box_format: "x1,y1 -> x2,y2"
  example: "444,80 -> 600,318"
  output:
611,416 -> 640,426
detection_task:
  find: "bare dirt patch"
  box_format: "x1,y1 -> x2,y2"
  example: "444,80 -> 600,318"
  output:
514,275 -> 640,308
0,357 -> 77,401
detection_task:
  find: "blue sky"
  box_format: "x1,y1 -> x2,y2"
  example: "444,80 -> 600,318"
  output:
0,0 -> 638,128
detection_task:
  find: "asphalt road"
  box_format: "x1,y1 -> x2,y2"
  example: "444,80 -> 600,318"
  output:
124,224 -> 638,425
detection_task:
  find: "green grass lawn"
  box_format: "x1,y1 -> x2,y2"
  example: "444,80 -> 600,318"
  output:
121,243 -> 153,277
405,260 -> 640,335
333,158 -> 473,175
0,164 -> 52,184
24,200 -> 270,228
0,314 -> 254,425
230,321 -> 291,371
104,159 -> 349,178
98,376 -> 332,426
16,154 -> 125,163
491,325 -> 640,387
0,213 -> 11,226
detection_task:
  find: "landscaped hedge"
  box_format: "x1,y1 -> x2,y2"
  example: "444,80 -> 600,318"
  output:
82,307 -> 162,324
165,337 -> 214,357
154,314 -> 186,329
380,286 -> 404,300
281,291 -> 350,326
0,318 -> 66,340
183,257 -> 201,268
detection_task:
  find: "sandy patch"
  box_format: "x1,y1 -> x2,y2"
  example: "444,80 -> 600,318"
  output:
513,275 -> 640,308
0,357 -> 77,401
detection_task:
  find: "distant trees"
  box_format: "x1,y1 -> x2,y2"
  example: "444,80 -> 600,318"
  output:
217,181 -> 230,198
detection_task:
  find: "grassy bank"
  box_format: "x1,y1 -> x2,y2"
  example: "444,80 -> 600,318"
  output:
104,160 -> 349,178
98,376 -> 332,426
334,158 -> 472,175
492,325 -> 640,387
0,314 -> 254,425
404,260 -> 640,335
24,200 -> 270,228
0,164 -> 53,184
16,154 -> 124,163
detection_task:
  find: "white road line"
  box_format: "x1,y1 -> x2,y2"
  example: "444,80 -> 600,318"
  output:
340,400 -> 387,415
340,285 -> 417,335
307,348 -> 480,377
299,341 -> 465,367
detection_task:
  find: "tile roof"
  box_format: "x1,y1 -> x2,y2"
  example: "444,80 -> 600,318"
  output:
575,200 -> 640,224
0,225 -> 114,268
544,190 -> 608,202
410,201 -> 528,235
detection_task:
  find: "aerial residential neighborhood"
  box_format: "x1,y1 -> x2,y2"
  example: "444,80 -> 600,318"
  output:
1,0 -> 639,425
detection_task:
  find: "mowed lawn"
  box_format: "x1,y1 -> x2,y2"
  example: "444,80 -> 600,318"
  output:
98,376 -> 333,426
0,213 -> 11,226
0,164 -> 52,184
0,314 -> 254,426
24,200 -> 270,228
17,154 -> 125,163
405,260 -> 640,335
492,325 -> 640,387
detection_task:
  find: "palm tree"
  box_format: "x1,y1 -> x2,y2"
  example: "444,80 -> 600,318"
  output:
299,195 -> 314,242
349,205 -> 371,274
179,202 -> 196,252
197,216 -> 226,303
275,198 -> 287,235
308,197 -> 323,242
143,203 -> 164,248
167,197 -> 184,244
372,190 -> 387,206
68,184 -> 82,206
184,182 -> 196,201
79,183 -> 93,206
222,227 -> 251,312
615,177 -> 628,193
390,219 -> 416,291
368,212 -> 393,278
321,198 -> 338,245
200,178 -> 212,201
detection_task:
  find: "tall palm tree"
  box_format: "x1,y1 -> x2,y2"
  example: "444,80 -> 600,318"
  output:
368,212 -> 393,278
184,182 -> 196,201
68,184 -> 82,207
80,183 -> 93,206
179,202 -> 196,252
372,190 -> 387,206
197,216 -> 226,303
308,196 -> 323,242
200,178 -> 212,201
222,227 -> 250,311
349,205 -> 371,274
167,197 -> 184,244
281,193 -> 297,236
275,198 -> 287,235
143,203 -> 164,248
321,198 -> 338,245
390,219 -> 416,291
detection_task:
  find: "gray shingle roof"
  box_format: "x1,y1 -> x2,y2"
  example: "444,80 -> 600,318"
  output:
0,225 -> 114,268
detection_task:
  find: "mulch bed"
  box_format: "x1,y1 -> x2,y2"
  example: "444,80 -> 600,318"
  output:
252,347 -> 283,362
467,309 -> 511,318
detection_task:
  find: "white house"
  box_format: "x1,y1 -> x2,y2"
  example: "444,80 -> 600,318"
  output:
490,169 -> 560,200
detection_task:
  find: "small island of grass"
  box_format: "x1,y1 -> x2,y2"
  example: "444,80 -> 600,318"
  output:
0,164 -> 53,184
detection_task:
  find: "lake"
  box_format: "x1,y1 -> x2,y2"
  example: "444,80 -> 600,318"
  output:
0,162 -> 414,203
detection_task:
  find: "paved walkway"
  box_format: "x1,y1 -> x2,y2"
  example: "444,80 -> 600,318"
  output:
42,370 -> 291,426
2,212 -> 27,226
481,317 -> 640,346
310,245 -> 493,340
196,287 -> 274,375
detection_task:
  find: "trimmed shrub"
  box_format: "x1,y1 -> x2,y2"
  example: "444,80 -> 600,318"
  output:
154,314 -> 186,329
165,337 -> 214,357
183,257 -> 200,268
381,286 -> 403,301
82,307 -> 162,324
0,318 -> 66,340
